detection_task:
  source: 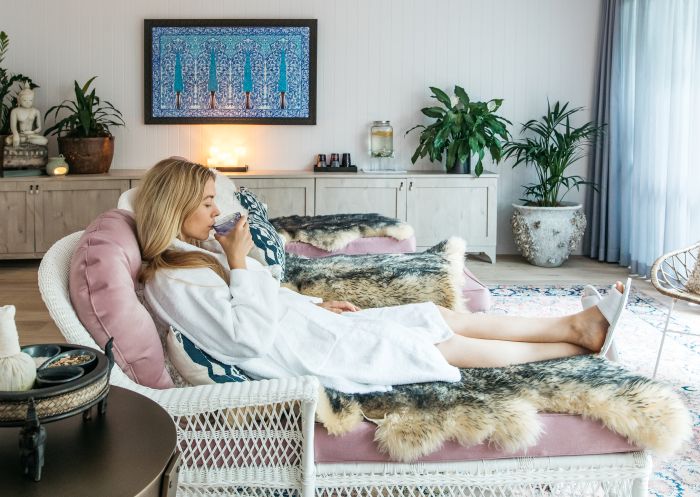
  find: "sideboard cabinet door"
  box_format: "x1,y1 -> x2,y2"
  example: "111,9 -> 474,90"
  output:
34,179 -> 130,253
315,178 -> 407,219
0,181 -> 36,255
406,176 -> 497,262
234,178 -> 314,218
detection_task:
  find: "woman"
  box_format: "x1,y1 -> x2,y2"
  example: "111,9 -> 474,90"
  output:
136,158 -> 630,394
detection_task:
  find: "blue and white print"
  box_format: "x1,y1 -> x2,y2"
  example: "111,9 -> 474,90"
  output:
236,188 -> 286,279
150,25 -> 312,119
174,328 -> 250,383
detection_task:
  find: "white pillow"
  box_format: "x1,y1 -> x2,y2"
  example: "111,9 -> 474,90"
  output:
117,187 -> 137,212
212,169 -> 247,224
165,327 -> 250,385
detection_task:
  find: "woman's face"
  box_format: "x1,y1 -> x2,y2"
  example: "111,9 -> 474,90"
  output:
181,178 -> 220,241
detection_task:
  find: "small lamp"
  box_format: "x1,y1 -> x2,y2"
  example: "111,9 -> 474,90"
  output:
46,154 -> 69,176
206,146 -> 248,173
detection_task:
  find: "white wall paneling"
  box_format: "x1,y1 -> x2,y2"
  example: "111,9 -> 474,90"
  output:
3,0 -> 601,253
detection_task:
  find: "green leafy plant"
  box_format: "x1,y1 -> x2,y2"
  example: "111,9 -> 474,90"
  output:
44,77 -> 124,137
503,101 -> 604,207
406,86 -> 511,176
0,31 -> 38,135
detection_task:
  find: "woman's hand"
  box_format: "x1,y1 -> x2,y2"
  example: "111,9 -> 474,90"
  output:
215,215 -> 254,269
315,300 -> 361,314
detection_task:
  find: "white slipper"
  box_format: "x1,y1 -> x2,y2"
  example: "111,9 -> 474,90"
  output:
581,285 -> 602,310
580,285 -> 620,361
596,278 -> 632,358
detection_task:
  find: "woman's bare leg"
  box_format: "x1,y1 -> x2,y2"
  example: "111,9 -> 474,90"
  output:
436,334 -> 588,368
438,281 -> 625,352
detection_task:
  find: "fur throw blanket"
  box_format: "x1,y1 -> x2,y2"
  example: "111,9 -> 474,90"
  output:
317,355 -> 691,462
282,237 -> 466,311
271,213 -> 415,251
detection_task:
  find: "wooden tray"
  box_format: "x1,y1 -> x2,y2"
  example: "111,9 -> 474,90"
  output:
0,342 -> 113,426
314,165 -> 357,173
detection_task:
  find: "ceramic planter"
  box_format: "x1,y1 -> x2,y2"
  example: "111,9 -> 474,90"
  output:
58,136 -> 114,174
511,202 -> 586,267
446,154 -> 471,174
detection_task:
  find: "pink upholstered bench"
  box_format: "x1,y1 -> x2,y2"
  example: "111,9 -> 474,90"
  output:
186,414 -> 638,468
314,415 -> 638,463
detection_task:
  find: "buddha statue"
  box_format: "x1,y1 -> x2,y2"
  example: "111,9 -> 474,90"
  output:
4,82 -> 49,148
2,82 -> 49,173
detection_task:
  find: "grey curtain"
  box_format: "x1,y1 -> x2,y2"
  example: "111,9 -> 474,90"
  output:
584,0 -> 621,262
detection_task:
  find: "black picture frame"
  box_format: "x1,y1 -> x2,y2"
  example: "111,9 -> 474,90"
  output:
144,19 -> 317,125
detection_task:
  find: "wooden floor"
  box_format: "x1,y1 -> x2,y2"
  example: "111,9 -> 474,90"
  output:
2,255 -> 698,347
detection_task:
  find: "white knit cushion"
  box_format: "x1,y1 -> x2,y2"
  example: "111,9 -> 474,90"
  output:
212,170 -> 247,224
686,250 -> 700,294
117,187 -> 138,211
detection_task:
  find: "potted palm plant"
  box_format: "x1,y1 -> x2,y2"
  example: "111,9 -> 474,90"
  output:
407,85 -> 511,176
504,101 -> 604,267
44,77 -> 124,174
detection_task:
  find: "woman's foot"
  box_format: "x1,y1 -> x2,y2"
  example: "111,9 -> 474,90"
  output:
572,281 -> 627,352
580,284 -> 620,361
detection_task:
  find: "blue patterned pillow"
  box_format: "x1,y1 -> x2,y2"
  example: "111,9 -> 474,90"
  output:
236,188 -> 286,279
167,327 -> 250,384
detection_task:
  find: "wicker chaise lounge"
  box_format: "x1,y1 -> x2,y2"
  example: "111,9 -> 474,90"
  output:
38,230 -> 652,497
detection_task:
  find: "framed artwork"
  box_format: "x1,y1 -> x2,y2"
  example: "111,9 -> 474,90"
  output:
144,19 -> 317,125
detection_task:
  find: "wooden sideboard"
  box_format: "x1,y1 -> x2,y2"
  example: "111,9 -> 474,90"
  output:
0,171 -> 136,259
0,169 -> 497,262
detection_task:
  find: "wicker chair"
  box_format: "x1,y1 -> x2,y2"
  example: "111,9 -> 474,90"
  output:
38,232 -> 653,497
650,241 -> 700,377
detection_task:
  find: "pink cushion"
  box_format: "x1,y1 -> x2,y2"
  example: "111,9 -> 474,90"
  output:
285,236 -> 417,257
69,209 -> 173,389
314,415 -> 638,463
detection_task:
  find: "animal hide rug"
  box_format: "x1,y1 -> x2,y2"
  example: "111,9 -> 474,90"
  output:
282,237 -> 466,311
271,213 -> 415,251
317,355 -> 691,462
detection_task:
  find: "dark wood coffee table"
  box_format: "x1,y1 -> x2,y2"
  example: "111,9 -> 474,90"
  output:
0,386 -> 179,497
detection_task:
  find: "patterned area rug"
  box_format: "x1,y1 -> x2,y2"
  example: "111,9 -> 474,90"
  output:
489,285 -> 700,497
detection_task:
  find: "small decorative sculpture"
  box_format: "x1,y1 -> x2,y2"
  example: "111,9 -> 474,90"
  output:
2,82 -> 48,172
0,305 -> 36,391
4,82 -> 48,148
46,154 -> 69,176
19,398 -> 46,482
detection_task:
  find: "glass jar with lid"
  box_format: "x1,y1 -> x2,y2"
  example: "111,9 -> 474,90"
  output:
369,121 -> 394,158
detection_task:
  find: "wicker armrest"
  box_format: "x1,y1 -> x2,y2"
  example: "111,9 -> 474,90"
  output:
111,370 -> 320,412
110,367 -> 319,486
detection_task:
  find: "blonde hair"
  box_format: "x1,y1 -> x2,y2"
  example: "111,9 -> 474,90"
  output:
135,158 -> 229,284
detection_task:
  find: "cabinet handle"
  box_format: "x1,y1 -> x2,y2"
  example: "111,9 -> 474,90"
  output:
35,184 -> 39,194
399,181 -> 404,191
409,181 -> 413,191
29,185 -> 34,194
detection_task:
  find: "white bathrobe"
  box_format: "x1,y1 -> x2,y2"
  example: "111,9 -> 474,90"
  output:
144,237 -> 461,393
